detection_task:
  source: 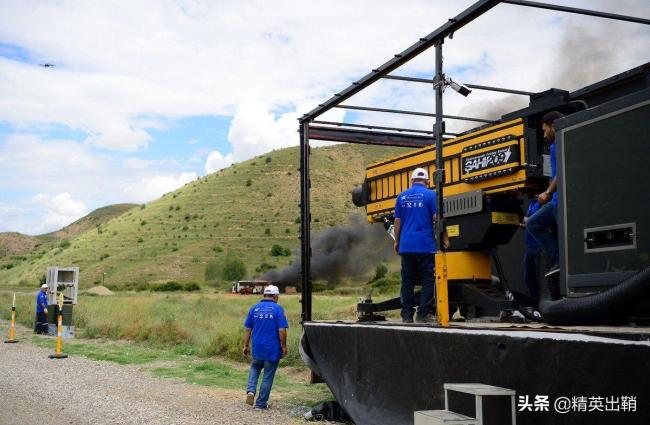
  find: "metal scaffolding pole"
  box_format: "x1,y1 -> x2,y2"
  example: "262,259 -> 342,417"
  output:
434,42 -> 445,248
299,122 -> 312,322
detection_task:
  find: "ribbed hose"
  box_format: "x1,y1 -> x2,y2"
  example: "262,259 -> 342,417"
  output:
539,266 -> 650,325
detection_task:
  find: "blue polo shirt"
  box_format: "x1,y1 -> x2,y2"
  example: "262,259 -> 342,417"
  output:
525,200 -> 541,249
36,291 -> 48,313
550,143 -> 558,206
394,183 -> 437,254
244,299 -> 289,362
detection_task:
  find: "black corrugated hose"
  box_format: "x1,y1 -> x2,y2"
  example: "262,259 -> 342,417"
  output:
539,266 -> 650,325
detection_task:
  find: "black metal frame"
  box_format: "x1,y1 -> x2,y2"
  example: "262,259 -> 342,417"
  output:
297,0 -> 650,322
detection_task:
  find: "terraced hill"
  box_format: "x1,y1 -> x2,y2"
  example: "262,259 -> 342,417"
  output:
0,204 -> 138,258
0,144 -> 407,288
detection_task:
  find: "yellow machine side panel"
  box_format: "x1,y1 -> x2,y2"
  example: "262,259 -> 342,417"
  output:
445,251 -> 491,281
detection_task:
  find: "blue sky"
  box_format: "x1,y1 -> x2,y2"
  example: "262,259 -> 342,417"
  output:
0,0 -> 648,234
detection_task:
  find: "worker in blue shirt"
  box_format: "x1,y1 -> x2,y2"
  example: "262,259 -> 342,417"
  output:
243,285 -> 289,409
35,283 -> 49,334
527,110 -> 564,283
521,199 -> 542,304
394,168 -> 449,323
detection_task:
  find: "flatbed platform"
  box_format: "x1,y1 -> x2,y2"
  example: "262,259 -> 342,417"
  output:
312,319 -> 650,341
302,320 -> 650,425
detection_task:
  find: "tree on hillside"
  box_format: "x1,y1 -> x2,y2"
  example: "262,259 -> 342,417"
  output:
222,252 -> 247,281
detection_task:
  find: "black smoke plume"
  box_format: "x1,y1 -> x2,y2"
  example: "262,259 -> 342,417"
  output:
263,215 -> 392,288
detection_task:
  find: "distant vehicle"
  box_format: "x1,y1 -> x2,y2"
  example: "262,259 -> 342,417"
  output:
232,280 -> 269,295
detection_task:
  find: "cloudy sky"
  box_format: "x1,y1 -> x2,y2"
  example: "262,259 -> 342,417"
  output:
1,0 -> 648,234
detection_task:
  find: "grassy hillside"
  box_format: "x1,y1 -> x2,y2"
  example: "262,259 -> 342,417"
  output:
0,204 -> 137,260
47,203 -> 138,240
0,144 -> 407,288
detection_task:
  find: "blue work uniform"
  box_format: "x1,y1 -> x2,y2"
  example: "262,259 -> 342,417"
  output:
244,299 -> 289,361
36,291 -> 48,313
394,183 -> 437,254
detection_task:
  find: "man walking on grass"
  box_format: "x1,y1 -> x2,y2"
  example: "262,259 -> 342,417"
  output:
243,284 -> 288,409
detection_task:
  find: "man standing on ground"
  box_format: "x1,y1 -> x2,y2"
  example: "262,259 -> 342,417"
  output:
394,168 -> 448,323
243,284 -> 288,409
35,284 -> 48,334
527,111 -> 564,279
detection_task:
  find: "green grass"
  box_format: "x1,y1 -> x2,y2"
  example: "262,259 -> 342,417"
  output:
1,290 -> 400,367
28,334 -> 330,404
31,336 -> 185,364
0,144 -> 407,288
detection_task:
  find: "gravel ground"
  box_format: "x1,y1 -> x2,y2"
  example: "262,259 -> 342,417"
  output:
0,327 -> 302,425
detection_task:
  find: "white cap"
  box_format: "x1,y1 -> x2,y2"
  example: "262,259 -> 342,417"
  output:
264,285 -> 280,295
411,167 -> 429,180
41,284 -> 48,289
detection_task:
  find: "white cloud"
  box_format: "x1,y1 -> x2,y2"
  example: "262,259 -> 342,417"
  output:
123,172 -> 197,203
204,150 -> 234,174
187,139 -> 199,145
0,0 -> 648,234
31,192 -> 88,230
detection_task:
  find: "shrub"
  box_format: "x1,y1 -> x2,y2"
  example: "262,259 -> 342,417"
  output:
246,179 -> 252,187
373,264 -> 388,281
182,225 -> 189,231
100,253 -> 110,261
175,205 -> 181,211
255,262 -> 277,273
169,206 -> 174,211
153,281 -> 184,291
204,260 -> 221,283
294,217 -> 301,224
285,228 -> 290,234
264,228 -> 271,236
222,253 -> 246,281
59,239 -> 71,249
140,204 -> 146,209
137,237 -> 144,243
140,220 -> 147,226
270,244 -> 291,257
212,245 -> 223,253
265,157 -> 272,164
184,282 -> 201,291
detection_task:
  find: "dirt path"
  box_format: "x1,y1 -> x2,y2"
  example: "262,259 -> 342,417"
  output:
0,327 -> 302,425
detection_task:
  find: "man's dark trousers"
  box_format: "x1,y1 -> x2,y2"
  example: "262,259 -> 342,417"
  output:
400,253 -> 435,320
34,312 -> 48,334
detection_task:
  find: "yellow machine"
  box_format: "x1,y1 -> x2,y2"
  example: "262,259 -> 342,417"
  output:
353,117 -> 550,323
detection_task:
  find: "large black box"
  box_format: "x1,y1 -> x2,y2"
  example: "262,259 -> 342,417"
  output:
556,87 -> 650,295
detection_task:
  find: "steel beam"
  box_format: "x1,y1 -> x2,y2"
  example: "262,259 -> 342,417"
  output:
299,122 -> 312,322
299,0 -> 500,122
308,125 -> 435,148
434,43 -> 446,250
384,74 -> 534,96
333,105 -> 493,124
502,0 -> 650,26
312,120 -> 436,135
